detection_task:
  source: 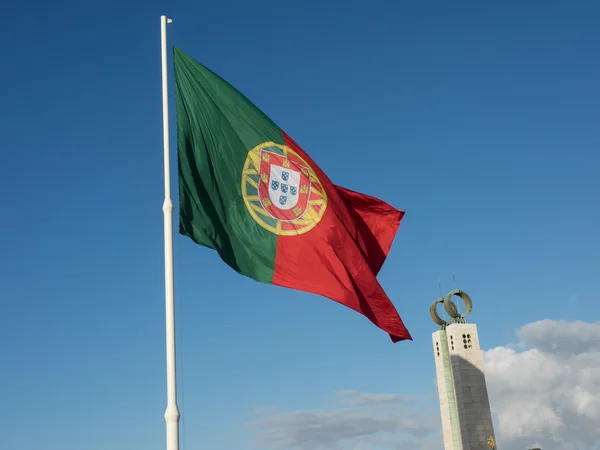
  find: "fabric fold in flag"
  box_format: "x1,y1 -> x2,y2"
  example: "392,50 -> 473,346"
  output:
174,46 -> 411,342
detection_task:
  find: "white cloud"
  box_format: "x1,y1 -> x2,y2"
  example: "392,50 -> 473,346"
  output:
485,320 -> 600,450
250,320 -> 600,450
516,319 -> 600,355
249,391 -> 440,450
337,390 -> 429,406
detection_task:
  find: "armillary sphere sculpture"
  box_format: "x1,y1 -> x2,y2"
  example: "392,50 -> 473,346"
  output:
430,289 -> 473,329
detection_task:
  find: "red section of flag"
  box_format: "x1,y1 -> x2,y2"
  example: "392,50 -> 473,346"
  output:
272,131 -> 412,343
335,185 -> 405,276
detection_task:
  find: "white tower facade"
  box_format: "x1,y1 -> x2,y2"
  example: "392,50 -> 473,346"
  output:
431,291 -> 496,450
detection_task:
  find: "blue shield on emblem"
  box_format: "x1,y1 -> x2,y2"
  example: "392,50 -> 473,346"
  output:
279,195 -> 287,206
281,171 -> 289,181
271,181 -> 279,191
281,184 -> 288,193
290,186 -> 297,196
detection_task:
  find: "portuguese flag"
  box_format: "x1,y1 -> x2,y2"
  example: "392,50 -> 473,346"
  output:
174,47 -> 412,343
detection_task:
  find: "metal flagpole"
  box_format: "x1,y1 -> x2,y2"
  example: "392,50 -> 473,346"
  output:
160,14 -> 180,450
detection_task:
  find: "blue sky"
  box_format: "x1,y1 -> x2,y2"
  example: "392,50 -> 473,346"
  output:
1,1 -> 599,449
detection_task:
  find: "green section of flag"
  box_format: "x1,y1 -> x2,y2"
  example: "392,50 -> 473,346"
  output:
173,47 -> 280,283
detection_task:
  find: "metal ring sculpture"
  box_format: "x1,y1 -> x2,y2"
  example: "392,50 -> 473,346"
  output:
430,297 -> 449,329
444,289 -> 472,323
430,289 -> 472,328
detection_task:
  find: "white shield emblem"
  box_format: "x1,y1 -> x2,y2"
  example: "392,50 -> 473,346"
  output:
268,164 -> 301,211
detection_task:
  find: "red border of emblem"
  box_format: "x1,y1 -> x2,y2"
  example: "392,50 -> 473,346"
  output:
258,150 -> 311,221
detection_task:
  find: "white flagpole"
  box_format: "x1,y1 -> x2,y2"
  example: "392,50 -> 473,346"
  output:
160,14 -> 180,450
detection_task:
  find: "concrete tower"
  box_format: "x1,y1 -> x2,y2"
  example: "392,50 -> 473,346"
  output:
431,290 -> 497,450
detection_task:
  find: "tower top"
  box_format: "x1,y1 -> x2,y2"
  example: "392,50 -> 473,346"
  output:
430,289 -> 473,330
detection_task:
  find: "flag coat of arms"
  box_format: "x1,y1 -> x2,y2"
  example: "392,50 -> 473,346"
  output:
174,47 -> 411,342
259,149 -> 311,220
